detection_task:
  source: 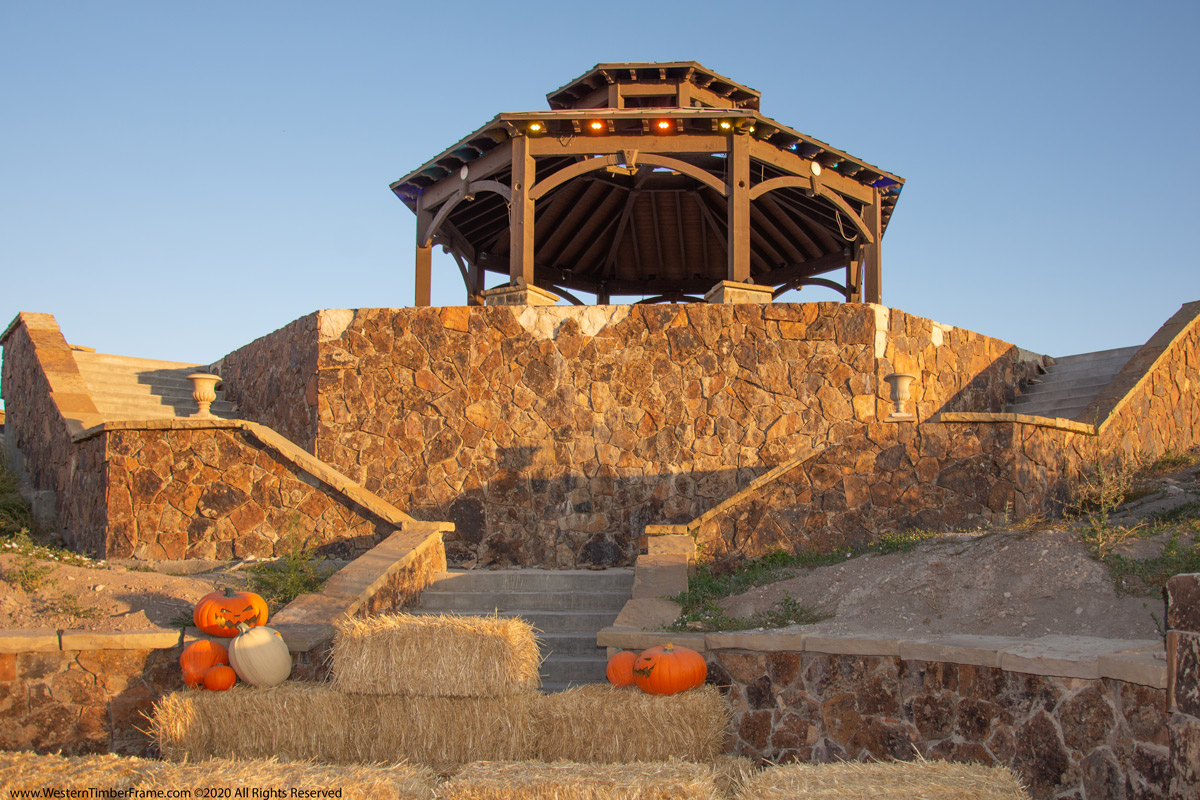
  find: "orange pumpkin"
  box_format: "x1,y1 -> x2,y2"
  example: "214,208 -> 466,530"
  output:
193,589 -> 269,638
632,643 -> 707,696
606,650 -> 638,687
202,664 -> 237,691
180,639 -> 229,687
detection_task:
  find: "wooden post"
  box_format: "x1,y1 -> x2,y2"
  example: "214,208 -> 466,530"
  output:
863,188 -> 883,303
847,247 -> 863,302
467,261 -> 484,306
727,132 -> 751,283
509,135 -> 535,286
415,198 -> 433,306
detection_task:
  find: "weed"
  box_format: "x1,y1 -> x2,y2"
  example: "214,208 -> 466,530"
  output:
247,537 -> 330,610
1151,501 -> 1200,525
0,452 -> 35,538
3,554 -> 55,592
668,593 -> 828,633
1093,529 -> 1200,597
1143,449 -> 1200,475
1,530 -> 102,568
42,592 -> 99,624
1067,457 -> 1138,524
869,529 -> 944,555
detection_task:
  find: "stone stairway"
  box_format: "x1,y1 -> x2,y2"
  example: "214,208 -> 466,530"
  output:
72,350 -> 236,421
1006,345 -> 1140,421
416,568 -> 634,692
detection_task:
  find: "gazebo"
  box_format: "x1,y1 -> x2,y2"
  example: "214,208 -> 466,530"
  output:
391,62 -> 904,307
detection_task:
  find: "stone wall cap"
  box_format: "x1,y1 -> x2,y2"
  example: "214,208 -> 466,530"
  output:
899,634 -> 1028,668
802,633 -> 901,657
705,630 -> 806,652
997,635 -> 1160,680
1096,645 -> 1167,689
0,628 -> 62,652
612,598 -> 681,630
271,622 -> 336,652
60,628 -> 181,651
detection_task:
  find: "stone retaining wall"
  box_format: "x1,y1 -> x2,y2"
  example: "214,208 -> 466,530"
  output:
215,303 -> 1041,567
0,527 -> 446,756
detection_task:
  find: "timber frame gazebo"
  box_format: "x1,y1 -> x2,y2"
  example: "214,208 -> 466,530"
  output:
391,61 -> 904,307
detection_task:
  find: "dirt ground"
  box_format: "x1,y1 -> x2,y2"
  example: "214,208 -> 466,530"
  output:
718,528 -> 1164,639
0,556 -> 252,632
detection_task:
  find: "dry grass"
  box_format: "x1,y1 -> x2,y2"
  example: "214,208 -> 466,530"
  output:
143,757 -> 438,800
344,693 -> 536,770
0,752 -> 164,791
734,760 -> 1030,800
531,684 -> 730,764
149,683 -> 348,763
332,613 -> 541,697
437,760 -> 723,800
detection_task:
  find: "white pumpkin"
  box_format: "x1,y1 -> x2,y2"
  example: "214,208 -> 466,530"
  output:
228,623 -> 292,688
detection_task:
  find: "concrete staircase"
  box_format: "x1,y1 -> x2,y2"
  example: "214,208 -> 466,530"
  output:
416,568 -> 634,692
1006,345 -> 1140,421
72,350 -> 236,421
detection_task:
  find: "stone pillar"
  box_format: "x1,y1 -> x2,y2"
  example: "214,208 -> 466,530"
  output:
1167,573 -> 1200,796
482,282 -> 559,307
704,280 -> 773,305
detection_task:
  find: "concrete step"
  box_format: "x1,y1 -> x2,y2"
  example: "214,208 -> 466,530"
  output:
538,631 -> 613,658
424,569 -> 634,593
417,589 -> 630,613
73,372 -> 200,393
1047,345 -> 1140,371
539,655 -> 609,685
409,609 -> 623,633
72,352 -> 207,371
1010,382 -> 1110,406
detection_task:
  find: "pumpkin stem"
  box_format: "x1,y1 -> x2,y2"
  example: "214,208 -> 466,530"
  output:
235,622 -> 252,634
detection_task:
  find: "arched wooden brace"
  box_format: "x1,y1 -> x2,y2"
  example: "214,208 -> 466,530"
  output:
773,276 -> 850,300
537,282 -> 587,306
529,153 -> 727,201
419,180 -> 513,248
748,178 -> 875,245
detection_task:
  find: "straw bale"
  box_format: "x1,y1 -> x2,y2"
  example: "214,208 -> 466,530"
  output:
734,760 -> 1031,800
710,755 -> 759,799
343,693 -> 535,770
150,683 -> 349,763
0,752 -> 164,792
332,613 -> 540,697
437,760 -> 722,800
144,757 -> 438,800
531,684 -> 729,763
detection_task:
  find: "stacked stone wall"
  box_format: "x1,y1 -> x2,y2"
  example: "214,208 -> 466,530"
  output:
0,316 -> 108,553
217,311 -> 321,452
711,650 -> 1168,800
1167,573 -> 1200,797
102,426 -> 396,560
304,303 -> 1036,567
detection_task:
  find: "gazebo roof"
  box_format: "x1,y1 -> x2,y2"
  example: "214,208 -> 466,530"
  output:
391,62 -> 904,305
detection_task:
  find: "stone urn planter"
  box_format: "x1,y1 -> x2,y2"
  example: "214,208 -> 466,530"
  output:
883,372 -> 917,420
187,373 -> 222,418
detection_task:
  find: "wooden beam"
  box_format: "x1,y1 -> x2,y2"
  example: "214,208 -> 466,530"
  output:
769,193 -> 844,253
528,135 -> 728,157
636,153 -> 726,196
863,188 -> 883,303
749,174 -> 814,202
509,136 -> 535,285
531,155 -> 620,201
540,180 -> 609,265
468,260 -> 484,306
673,191 -> 688,272
412,144 -> 513,209
748,205 -> 794,267
757,251 -> 851,286
415,245 -> 432,306
748,139 -> 872,204
773,277 -> 849,299
727,133 -> 751,282
814,186 -> 874,244
757,196 -> 820,260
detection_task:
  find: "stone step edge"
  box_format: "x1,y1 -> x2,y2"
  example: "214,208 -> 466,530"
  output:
596,626 -> 1166,689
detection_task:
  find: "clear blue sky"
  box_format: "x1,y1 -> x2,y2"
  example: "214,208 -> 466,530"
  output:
3,1 -> 1198,401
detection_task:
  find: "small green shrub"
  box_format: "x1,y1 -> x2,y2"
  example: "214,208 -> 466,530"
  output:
247,537 -> 330,610
4,554 -> 55,592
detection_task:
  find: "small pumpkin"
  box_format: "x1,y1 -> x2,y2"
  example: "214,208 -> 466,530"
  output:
228,622 -> 291,688
632,643 -> 707,696
606,650 -> 638,687
193,589 -> 269,638
202,664 -> 237,691
180,639 -> 229,687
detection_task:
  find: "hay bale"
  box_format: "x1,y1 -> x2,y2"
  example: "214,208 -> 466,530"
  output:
144,757 -> 437,800
0,752 -> 164,792
332,613 -> 540,697
437,760 -> 722,800
734,760 -> 1031,800
344,693 -> 535,770
530,684 -> 729,763
149,683 -> 348,763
